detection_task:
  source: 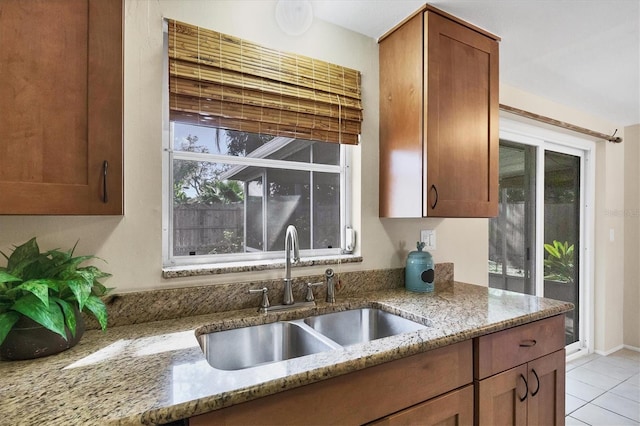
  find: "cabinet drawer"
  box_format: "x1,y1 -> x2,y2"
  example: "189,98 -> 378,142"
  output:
474,315 -> 565,379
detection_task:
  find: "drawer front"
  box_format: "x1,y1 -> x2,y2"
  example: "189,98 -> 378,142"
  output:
474,315 -> 565,379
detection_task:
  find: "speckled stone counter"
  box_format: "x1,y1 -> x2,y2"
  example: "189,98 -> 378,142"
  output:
0,282 -> 572,425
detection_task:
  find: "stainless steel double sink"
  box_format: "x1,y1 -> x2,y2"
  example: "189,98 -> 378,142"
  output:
197,308 -> 427,370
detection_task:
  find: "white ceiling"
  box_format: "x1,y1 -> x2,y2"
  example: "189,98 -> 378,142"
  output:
310,0 -> 640,127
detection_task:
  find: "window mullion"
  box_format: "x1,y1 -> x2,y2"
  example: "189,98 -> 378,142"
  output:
262,170 -> 268,252
172,150 -> 341,173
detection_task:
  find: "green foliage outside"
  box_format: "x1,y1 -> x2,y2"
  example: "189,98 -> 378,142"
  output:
173,132 -> 272,205
543,240 -> 575,284
0,238 -> 112,346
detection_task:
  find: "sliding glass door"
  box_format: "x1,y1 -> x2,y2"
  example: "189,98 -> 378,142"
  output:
544,147 -> 582,346
490,123 -> 593,354
489,143 -> 536,295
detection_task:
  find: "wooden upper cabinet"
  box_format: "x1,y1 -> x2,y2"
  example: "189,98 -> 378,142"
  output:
0,0 -> 123,215
379,5 -> 499,218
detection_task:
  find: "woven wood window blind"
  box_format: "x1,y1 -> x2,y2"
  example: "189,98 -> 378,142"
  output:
167,19 -> 363,145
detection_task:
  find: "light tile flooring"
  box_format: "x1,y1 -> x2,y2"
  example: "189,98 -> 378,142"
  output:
566,349 -> 640,425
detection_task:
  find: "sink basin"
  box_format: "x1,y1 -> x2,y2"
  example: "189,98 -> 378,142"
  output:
198,308 -> 427,370
198,321 -> 338,371
303,308 -> 427,346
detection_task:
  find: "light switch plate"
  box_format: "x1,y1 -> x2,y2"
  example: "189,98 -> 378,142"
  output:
420,229 -> 436,250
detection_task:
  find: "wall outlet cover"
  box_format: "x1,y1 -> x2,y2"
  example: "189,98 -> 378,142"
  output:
420,229 -> 436,250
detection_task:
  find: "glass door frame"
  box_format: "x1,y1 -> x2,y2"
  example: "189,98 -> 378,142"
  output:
500,117 -> 596,357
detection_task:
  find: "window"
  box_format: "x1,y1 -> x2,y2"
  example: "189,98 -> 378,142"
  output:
162,20 -> 361,266
167,123 -> 348,264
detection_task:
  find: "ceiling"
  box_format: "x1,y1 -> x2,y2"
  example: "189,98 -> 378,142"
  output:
309,0 -> 640,127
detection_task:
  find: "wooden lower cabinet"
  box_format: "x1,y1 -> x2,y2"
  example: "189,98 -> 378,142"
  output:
190,316 -> 567,426
475,317 -> 566,426
370,385 -> 473,426
476,363 -> 528,425
190,340 -> 472,425
526,350 -> 566,426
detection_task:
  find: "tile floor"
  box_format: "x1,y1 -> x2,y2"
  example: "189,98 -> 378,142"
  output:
565,349 -> 640,425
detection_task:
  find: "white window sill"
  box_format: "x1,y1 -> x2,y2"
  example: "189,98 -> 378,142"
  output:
162,254 -> 363,279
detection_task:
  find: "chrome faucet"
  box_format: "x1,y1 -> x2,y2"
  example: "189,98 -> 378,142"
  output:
283,224 -> 300,305
325,268 -> 336,303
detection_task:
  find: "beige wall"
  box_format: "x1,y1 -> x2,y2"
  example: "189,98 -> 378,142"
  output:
0,1 -> 634,353
624,124 -> 640,349
0,0 -> 489,291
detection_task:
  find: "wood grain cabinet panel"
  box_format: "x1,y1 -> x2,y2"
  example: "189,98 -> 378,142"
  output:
474,315 -> 566,426
475,350 -> 565,426
190,340 -> 473,425
370,384 -> 474,426
0,0 -> 123,215
379,5 -> 499,218
474,315 -> 565,380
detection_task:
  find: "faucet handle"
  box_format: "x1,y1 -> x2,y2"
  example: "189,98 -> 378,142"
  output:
249,287 -> 270,313
304,282 -> 324,302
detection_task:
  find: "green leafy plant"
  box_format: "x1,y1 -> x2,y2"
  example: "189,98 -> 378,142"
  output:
0,238 -> 112,346
543,240 -> 575,284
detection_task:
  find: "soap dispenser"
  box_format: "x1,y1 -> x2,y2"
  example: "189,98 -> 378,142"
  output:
405,242 -> 435,292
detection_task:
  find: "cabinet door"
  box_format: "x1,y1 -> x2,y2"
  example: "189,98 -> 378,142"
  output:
0,0 -> 123,215
424,11 -> 499,217
476,364 -> 528,426
371,385 -> 473,426
379,13 -> 424,218
527,350 -> 565,426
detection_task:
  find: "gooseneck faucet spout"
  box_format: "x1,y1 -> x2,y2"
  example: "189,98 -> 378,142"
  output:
283,225 -> 300,305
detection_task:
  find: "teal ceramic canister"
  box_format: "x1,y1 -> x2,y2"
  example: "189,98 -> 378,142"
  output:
405,242 -> 435,292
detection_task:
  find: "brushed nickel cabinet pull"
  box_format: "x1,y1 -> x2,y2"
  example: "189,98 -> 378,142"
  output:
102,160 -> 109,203
519,339 -> 537,347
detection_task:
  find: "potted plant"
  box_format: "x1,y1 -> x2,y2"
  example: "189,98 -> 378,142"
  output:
543,240 -> 575,302
0,237 -> 112,360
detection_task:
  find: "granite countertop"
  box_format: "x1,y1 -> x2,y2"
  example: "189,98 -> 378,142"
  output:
0,282 -> 572,425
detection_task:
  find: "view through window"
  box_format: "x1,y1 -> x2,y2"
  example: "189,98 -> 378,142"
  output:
170,123 -> 344,261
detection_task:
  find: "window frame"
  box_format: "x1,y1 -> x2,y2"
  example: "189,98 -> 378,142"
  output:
161,21 -> 354,268
162,123 -> 351,267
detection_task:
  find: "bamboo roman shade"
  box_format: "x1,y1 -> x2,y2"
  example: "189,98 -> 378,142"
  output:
167,20 -> 363,145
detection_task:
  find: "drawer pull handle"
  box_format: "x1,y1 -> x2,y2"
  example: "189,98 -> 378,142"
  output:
518,373 -> 528,402
531,368 -> 540,397
519,339 -> 537,347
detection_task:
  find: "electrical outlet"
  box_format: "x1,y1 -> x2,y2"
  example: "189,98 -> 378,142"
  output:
420,229 -> 436,250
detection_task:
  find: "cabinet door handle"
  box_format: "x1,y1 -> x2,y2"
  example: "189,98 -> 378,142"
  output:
518,373 -> 528,402
519,339 -> 537,347
530,368 -> 540,397
102,160 -> 109,203
430,184 -> 438,209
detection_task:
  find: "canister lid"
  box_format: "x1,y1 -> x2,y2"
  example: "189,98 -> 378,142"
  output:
407,241 -> 433,261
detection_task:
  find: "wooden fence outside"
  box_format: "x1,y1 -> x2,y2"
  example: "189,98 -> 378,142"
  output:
173,203 -> 243,256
